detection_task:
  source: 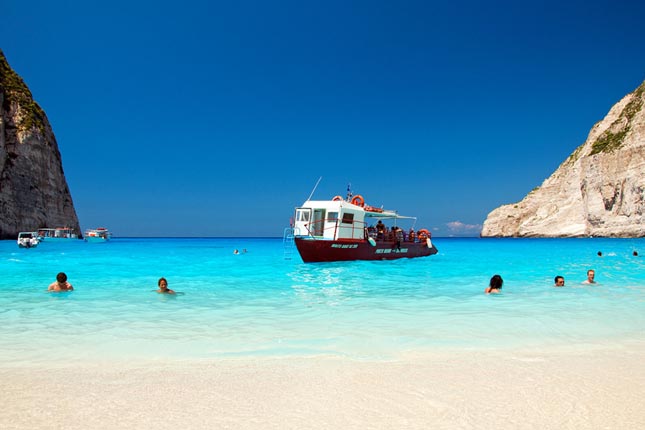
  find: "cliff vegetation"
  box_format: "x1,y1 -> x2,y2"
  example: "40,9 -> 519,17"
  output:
0,49 -> 46,135
0,49 -> 81,239
590,81 -> 645,155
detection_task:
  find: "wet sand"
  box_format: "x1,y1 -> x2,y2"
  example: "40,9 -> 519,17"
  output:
2,346 -> 644,430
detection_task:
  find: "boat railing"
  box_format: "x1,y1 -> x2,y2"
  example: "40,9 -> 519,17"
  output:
301,218 -> 368,240
302,219 -> 412,241
301,218 -> 429,243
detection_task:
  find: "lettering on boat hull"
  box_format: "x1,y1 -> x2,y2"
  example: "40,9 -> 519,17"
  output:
295,238 -> 437,263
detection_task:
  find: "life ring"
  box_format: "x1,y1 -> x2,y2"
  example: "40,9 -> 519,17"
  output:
332,195 -> 343,201
417,228 -> 430,240
351,195 -> 365,207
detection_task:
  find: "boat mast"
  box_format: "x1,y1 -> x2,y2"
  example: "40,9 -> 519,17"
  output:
306,176 -> 323,201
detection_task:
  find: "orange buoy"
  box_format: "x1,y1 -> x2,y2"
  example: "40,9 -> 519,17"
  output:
351,195 -> 365,207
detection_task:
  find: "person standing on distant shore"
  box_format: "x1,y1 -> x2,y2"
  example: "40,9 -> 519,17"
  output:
554,275 -> 565,287
48,272 -> 74,292
485,275 -> 503,294
583,269 -> 596,284
157,277 -> 175,294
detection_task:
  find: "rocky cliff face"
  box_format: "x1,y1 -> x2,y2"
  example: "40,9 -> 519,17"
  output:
482,80 -> 645,238
0,50 -> 80,240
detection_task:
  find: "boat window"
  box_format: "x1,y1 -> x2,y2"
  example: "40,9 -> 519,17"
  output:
297,209 -> 310,222
341,213 -> 354,224
313,209 -> 325,236
327,212 -> 338,223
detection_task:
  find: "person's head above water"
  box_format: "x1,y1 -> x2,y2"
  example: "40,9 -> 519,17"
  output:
157,277 -> 175,294
489,274 -> 503,290
585,269 -> 596,284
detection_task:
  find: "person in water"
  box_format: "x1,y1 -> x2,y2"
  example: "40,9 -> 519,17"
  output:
583,269 -> 596,284
48,272 -> 74,292
157,277 -> 175,294
485,274 -> 503,294
554,275 -> 565,287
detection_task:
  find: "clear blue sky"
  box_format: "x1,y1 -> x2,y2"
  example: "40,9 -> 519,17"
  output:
3,0 -> 645,237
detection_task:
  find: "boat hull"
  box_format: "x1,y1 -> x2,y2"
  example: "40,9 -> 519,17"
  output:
17,241 -> 39,248
295,237 -> 438,263
85,236 -> 110,243
38,237 -> 79,242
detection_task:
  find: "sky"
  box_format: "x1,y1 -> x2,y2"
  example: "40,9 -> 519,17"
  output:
2,0 -> 645,237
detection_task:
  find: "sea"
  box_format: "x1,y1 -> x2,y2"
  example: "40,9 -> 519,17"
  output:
1,237 -> 644,364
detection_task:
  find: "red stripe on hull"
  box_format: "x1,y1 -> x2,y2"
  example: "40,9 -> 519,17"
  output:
294,238 -> 438,263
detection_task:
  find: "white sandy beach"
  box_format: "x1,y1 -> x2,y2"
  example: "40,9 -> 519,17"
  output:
2,345 -> 644,430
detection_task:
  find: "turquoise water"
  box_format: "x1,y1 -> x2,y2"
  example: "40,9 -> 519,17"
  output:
1,237 -> 644,363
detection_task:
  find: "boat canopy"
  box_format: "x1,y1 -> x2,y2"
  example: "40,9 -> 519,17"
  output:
363,210 -> 416,221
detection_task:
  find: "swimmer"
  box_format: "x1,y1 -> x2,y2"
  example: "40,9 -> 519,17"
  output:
156,277 -> 175,294
233,249 -> 239,255
633,251 -> 639,257
597,251 -> 602,257
48,272 -> 74,292
485,274 -> 503,294
583,269 -> 596,284
554,275 -> 565,287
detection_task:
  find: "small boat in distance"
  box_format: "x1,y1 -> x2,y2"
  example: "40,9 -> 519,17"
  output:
84,227 -> 112,243
37,227 -> 80,241
17,232 -> 40,248
289,190 -> 438,263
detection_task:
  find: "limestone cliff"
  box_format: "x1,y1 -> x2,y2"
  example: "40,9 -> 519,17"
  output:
482,80 -> 645,238
0,49 -> 80,239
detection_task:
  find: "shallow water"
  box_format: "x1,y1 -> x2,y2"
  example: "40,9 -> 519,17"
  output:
1,237 -> 644,363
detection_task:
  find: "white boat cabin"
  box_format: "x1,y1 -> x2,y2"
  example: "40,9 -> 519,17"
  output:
37,227 -> 78,240
293,198 -> 408,241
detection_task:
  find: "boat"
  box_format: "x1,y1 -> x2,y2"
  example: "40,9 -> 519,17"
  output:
37,227 -> 80,241
17,232 -> 40,248
290,191 -> 438,263
84,227 -> 112,242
